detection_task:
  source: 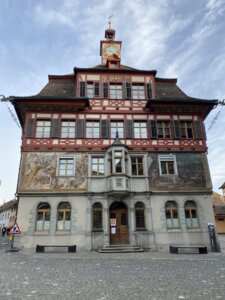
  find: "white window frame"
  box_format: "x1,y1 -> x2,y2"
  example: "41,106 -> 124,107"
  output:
58,156 -> 75,177
158,155 -> 178,176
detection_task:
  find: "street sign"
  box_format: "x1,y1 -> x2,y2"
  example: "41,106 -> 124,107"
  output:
10,223 -> 21,234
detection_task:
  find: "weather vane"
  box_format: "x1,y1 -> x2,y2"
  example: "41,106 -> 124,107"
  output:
108,15 -> 113,29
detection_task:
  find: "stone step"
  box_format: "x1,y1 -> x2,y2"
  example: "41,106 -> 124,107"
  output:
98,245 -> 144,253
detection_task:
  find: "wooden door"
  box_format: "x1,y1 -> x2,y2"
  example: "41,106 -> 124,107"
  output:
110,208 -> 129,244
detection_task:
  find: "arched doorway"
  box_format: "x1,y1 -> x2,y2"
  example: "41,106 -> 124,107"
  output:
110,202 -> 129,244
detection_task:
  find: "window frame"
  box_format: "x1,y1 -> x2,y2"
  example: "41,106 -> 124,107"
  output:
157,121 -> 171,138
135,202 -> 146,230
36,202 -> 51,231
165,201 -> 180,229
56,202 -> 71,231
109,83 -> 123,99
35,119 -> 51,138
58,157 -> 75,177
110,121 -> 124,139
180,121 -> 194,139
61,120 -> 76,138
158,155 -> 178,176
91,157 -> 105,176
132,83 -> 145,99
92,202 -> 103,232
131,156 -> 144,176
184,201 -> 199,228
134,122 -> 148,139
86,121 -> 100,138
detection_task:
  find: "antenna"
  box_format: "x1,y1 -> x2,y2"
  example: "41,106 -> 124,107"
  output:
108,15 -> 113,29
208,99 -> 225,131
0,95 -> 21,128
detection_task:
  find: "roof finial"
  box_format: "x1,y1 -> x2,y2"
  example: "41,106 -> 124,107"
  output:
108,15 -> 113,29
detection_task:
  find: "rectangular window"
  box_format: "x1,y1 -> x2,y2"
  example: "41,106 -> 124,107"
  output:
59,158 -> 75,176
110,83 -> 123,99
80,81 -> 86,97
35,120 -> 51,138
131,157 -> 144,175
61,121 -> 76,138
86,121 -> 100,138
157,121 -> 171,138
115,150 -> 123,173
134,122 -> 147,138
180,121 -> 193,138
92,157 -> 105,175
103,82 -> 109,98
132,84 -> 145,99
110,122 -> 124,138
159,155 -> 177,175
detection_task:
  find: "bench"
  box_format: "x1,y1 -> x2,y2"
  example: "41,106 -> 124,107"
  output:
170,245 -> 207,254
36,245 -> 76,253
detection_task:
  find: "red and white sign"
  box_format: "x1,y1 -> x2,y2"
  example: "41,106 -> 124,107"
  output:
10,223 -> 21,234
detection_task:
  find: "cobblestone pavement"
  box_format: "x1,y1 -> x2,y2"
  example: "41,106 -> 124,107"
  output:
1,237 -> 225,300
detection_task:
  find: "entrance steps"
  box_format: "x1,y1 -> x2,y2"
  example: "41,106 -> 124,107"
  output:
98,244 -> 144,253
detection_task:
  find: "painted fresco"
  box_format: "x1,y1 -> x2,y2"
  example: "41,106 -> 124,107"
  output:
148,153 -> 211,190
19,152 -> 88,191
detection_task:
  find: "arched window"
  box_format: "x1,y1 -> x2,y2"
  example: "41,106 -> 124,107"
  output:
185,201 -> 199,228
165,201 -> 179,228
92,202 -> 103,232
36,202 -> 50,231
57,202 -> 71,230
135,202 -> 146,230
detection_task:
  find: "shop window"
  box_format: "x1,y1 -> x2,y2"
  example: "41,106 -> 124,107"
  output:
57,202 -> 71,231
165,201 -> 180,228
36,202 -> 51,231
92,202 -> 103,232
135,202 -> 146,230
185,201 -> 199,228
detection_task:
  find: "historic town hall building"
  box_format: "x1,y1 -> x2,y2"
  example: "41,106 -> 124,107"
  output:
11,26 -> 218,252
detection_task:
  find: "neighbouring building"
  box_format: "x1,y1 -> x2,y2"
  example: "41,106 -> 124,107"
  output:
10,26 -> 218,252
0,199 -> 17,230
212,189 -> 225,234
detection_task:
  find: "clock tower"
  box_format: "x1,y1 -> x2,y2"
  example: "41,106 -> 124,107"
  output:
100,22 -> 122,65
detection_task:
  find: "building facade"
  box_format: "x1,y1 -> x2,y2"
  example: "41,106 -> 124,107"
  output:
0,199 -> 17,231
11,27 -> 218,252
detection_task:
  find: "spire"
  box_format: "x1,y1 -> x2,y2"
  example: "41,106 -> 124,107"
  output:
105,16 -> 115,41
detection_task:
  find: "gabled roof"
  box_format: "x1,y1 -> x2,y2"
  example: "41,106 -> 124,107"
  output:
0,199 -> 17,213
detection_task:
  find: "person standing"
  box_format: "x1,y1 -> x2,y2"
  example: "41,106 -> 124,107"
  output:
2,227 -> 6,237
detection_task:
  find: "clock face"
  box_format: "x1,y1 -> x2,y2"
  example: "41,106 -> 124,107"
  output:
105,45 -> 119,56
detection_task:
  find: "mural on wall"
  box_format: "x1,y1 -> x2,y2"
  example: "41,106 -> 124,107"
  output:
19,152 -> 88,191
148,153 -> 211,190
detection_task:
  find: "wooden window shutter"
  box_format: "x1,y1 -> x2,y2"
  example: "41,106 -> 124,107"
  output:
80,81 -> 86,97
51,119 -> 60,138
125,120 -> 133,139
76,119 -> 85,138
103,82 -> 108,98
94,82 -> 100,97
100,120 -> 109,138
126,82 -> 131,99
173,120 -> 181,139
149,120 -> 157,138
26,118 -> 35,138
194,121 -> 203,139
146,83 -> 152,99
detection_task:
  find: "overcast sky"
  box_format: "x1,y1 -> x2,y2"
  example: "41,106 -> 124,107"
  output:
0,0 -> 225,204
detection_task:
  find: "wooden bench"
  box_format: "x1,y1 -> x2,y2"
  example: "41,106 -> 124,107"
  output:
170,245 -> 207,254
36,245 -> 76,253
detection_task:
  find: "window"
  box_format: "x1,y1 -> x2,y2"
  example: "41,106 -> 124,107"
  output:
111,122 -> 124,138
61,121 -> 76,138
35,120 -> 51,138
131,157 -> 144,175
92,157 -> 105,175
165,201 -> 180,228
59,158 -> 75,176
92,202 -> 103,231
87,82 -> 99,98
57,202 -> 71,230
135,202 -> 145,230
132,84 -> 145,99
185,201 -> 199,228
159,155 -> 177,175
110,83 -> 122,99
115,150 -> 123,173
36,203 -> 50,231
86,121 -> 100,138
134,122 -> 147,138
157,122 -> 171,138
180,122 -> 193,138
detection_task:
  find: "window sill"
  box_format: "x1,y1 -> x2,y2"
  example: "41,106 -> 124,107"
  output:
55,231 -> 71,235
34,231 -> 50,235
167,228 -> 182,232
187,228 -> 201,232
